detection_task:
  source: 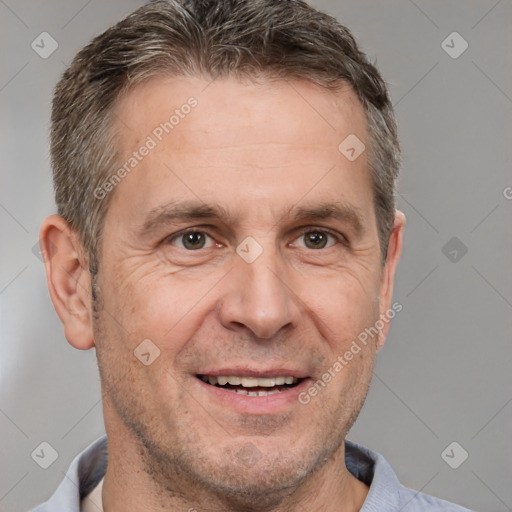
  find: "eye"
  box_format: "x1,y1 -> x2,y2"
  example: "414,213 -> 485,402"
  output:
293,229 -> 340,250
167,230 -> 216,250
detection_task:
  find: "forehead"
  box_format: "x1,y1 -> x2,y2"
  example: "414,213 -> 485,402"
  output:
115,76 -> 366,149
107,76 -> 373,228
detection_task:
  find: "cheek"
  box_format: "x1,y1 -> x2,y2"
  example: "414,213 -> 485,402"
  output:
101,266 -> 220,355
302,270 -> 380,346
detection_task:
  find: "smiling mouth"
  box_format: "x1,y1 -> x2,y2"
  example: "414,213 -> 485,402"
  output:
197,375 -> 303,396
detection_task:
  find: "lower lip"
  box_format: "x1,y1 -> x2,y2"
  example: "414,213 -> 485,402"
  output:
194,377 -> 312,414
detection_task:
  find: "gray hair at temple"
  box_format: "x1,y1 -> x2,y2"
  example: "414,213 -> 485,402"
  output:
50,0 -> 400,275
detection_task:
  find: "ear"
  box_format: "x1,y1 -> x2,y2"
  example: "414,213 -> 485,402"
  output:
376,210 -> 406,350
39,214 -> 95,350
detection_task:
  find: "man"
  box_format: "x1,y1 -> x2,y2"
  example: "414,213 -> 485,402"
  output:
33,0 -> 473,510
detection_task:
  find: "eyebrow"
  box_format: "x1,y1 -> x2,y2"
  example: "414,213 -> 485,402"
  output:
139,199 -> 366,237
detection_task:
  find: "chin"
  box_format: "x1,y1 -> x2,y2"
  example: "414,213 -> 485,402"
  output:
202,463 -> 308,511
185,436 -> 339,510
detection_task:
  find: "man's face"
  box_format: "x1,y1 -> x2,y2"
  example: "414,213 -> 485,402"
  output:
93,76 -> 396,502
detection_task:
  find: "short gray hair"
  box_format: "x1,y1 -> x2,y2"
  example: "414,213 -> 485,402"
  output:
51,0 -> 400,273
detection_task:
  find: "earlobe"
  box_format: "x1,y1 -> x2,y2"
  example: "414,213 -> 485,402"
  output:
40,214 -> 95,350
376,210 -> 406,350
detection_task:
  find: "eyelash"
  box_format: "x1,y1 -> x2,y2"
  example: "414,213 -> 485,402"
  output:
164,227 -> 347,250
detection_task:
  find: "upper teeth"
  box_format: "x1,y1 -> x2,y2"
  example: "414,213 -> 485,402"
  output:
202,376 -> 297,387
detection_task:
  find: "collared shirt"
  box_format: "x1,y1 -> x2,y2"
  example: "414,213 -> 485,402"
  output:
29,435 -> 474,511
82,475 -> 103,512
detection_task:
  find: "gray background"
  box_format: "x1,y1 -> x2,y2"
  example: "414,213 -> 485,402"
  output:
1,1 -> 511,511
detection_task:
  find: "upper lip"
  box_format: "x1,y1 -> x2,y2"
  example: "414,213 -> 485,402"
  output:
197,368 -> 309,379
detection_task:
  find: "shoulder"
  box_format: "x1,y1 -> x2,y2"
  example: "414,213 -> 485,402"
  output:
345,440 -> 475,512
398,485 -> 475,511
28,435 -> 108,512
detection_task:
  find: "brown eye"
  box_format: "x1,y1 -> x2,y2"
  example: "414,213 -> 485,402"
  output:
169,231 -> 214,250
294,230 -> 338,250
303,232 -> 328,249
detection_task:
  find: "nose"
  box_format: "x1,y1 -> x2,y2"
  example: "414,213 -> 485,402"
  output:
218,245 -> 301,340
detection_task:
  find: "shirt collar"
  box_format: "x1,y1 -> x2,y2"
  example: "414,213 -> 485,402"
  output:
43,435 -> 403,511
345,439 -> 401,510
